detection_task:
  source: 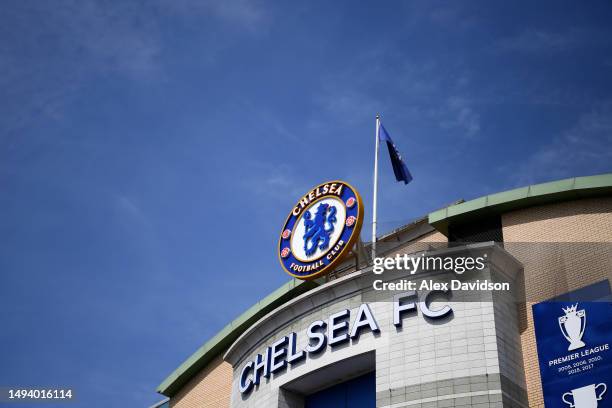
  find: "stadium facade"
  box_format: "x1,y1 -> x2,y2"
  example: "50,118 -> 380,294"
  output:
155,173 -> 612,408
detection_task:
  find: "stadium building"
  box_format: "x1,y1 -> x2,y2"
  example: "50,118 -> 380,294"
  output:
154,173 -> 612,408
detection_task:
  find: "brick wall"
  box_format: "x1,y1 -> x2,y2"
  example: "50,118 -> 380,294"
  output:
414,230 -> 448,243
167,197 -> 611,408
384,230 -> 449,259
170,354 -> 232,408
501,197 -> 612,408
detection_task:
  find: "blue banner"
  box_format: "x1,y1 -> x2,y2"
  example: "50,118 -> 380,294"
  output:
533,300 -> 612,407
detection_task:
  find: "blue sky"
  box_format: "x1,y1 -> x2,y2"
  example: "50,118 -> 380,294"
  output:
1,1 -> 612,406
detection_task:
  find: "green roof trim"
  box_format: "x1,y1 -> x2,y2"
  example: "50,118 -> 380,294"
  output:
158,173 -> 612,398
429,173 -> 612,234
157,278 -> 319,397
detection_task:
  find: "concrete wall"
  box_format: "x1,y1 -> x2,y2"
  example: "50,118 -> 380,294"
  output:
224,244 -> 526,408
501,196 -> 612,408
170,355 -> 232,408
165,197 -> 611,408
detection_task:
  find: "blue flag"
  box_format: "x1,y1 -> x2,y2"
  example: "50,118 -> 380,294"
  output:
379,124 -> 413,184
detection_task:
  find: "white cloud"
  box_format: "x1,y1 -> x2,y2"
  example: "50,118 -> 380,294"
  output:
47,0 -> 162,78
0,0 -> 269,138
159,0 -> 268,30
499,29 -> 580,53
114,195 -> 150,227
203,0 -> 266,28
497,27 -> 612,54
313,55 -> 481,138
239,161 -> 308,200
314,90 -> 384,128
439,96 -> 481,138
0,1 -> 163,140
511,101 -> 612,185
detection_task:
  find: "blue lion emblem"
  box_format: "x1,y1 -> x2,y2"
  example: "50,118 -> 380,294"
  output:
303,203 -> 337,256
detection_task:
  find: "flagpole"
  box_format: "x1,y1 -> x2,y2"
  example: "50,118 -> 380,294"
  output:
372,114 -> 380,262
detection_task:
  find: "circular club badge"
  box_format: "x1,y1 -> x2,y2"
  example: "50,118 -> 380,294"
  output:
278,180 -> 363,280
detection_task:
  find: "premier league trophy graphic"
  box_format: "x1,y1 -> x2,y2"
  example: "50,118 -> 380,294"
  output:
562,383 -> 607,408
558,303 -> 586,351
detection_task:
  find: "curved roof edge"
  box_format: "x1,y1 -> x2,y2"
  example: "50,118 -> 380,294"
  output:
428,173 -> 612,234
158,173 -> 612,398
157,279 -> 318,397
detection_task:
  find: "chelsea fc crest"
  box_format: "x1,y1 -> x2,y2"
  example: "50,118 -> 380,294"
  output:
278,180 -> 364,280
